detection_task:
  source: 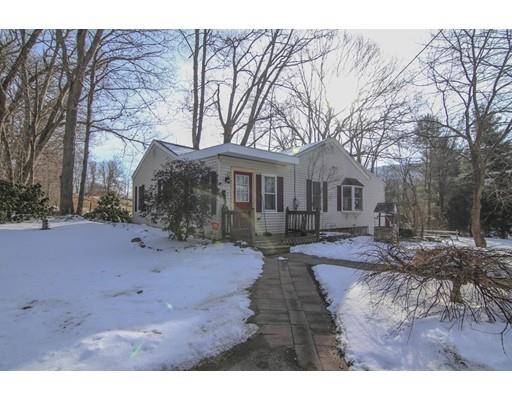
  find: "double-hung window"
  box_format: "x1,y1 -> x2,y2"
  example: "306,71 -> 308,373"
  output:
354,187 -> 363,211
341,179 -> 363,212
342,186 -> 353,211
263,175 -> 276,211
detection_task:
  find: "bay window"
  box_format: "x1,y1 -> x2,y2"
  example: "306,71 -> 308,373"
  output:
341,184 -> 363,212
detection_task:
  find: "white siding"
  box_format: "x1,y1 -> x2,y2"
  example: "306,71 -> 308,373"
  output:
132,139 -> 385,238
132,143 -> 175,225
293,140 -> 385,234
217,155 -> 294,236
132,144 -> 220,230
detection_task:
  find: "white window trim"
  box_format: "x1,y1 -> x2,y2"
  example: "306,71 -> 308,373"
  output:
341,185 -> 363,212
262,174 -> 277,213
235,174 -> 250,203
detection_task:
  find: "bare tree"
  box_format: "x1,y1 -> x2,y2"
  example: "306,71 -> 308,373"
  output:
340,59 -> 413,172
362,244 -> 512,340
75,52 -> 98,214
269,50 -> 343,149
213,29 -> 335,146
1,29 -> 172,214
57,29 -> 103,214
395,147 -> 426,235
0,29 -> 43,182
16,32 -> 70,185
179,29 -> 219,149
75,30 -> 172,214
422,29 -> 512,247
412,115 -> 462,228
269,31 -> 413,172
98,158 -> 124,194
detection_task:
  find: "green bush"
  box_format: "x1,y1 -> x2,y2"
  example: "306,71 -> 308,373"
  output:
0,180 -> 49,223
145,160 -> 215,241
84,192 -> 131,223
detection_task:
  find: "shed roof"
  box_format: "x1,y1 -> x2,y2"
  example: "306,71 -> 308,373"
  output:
374,202 -> 397,214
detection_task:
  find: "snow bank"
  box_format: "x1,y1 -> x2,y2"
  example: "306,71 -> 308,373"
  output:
314,264 -> 512,370
291,236 -> 386,262
292,235 -> 512,263
452,236 -> 512,250
0,220 -> 263,370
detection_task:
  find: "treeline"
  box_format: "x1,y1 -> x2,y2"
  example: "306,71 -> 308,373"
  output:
1,29 -> 511,247
177,29 -> 413,173
0,29 -> 172,213
384,114 -> 512,238
1,29 -> 412,213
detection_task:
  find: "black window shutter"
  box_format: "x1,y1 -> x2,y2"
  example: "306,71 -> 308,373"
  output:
210,171 -> 218,215
256,174 -> 262,212
337,185 -> 341,211
134,186 -> 138,212
306,179 -> 312,211
322,181 -> 328,212
139,185 -> 145,212
313,181 -> 321,210
277,176 -> 284,212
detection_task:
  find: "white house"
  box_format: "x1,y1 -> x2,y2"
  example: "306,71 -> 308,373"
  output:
132,137 -> 385,240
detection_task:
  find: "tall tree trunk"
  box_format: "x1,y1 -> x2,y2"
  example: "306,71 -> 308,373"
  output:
470,155 -> 487,248
196,29 -> 208,149
223,122 -> 233,143
76,60 -> 97,215
0,127 -> 14,181
426,150 -> 432,229
88,162 -> 96,194
191,30 -> 200,149
59,29 -> 102,215
59,75 -> 83,214
22,137 -> 36,185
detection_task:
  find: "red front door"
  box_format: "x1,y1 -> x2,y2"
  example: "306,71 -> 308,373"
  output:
233,171 -> 252,211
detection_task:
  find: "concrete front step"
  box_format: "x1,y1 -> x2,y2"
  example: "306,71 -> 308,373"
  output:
253,234 -> 319,255
256,244 -> 291,256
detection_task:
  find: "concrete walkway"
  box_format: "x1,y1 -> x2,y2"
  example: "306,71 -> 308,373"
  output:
194,252 -> 377,370
253,254 -> 346,370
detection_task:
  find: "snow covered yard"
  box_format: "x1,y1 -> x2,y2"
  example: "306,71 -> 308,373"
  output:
314,264 -> 512,370
292,235 -> 512,263
0,219 -> 263,370
292,236 -> 385,262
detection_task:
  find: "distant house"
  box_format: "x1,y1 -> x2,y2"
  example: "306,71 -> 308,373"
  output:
132,137 -> 384,240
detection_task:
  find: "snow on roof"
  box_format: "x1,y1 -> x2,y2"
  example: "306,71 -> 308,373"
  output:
280,140 -> 325,155
156,140 -> 195,155
181,142 -> 299,165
